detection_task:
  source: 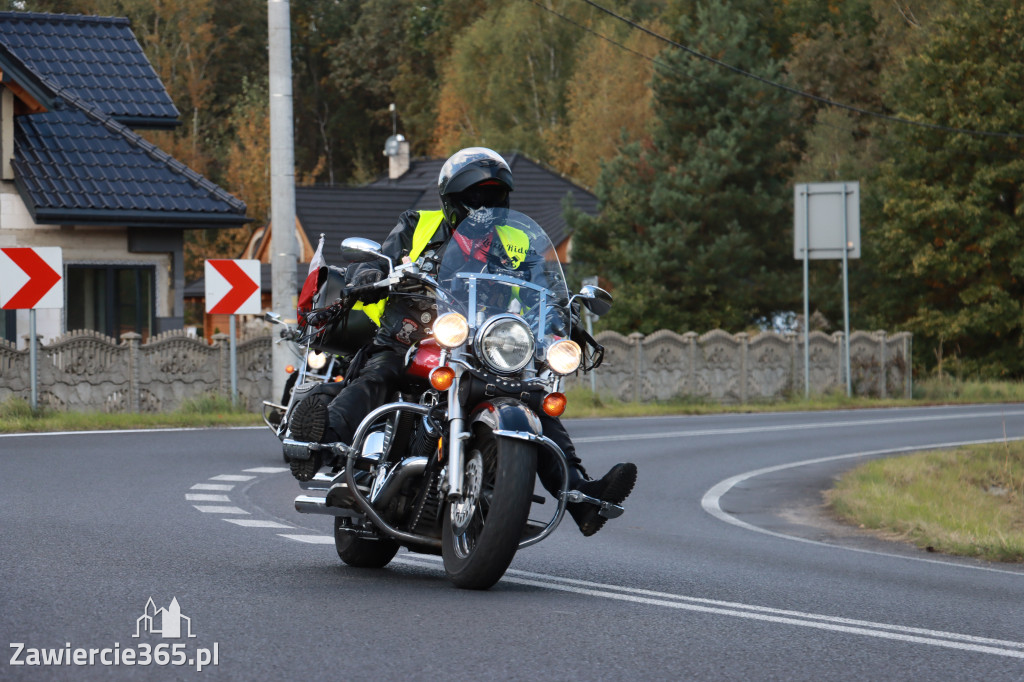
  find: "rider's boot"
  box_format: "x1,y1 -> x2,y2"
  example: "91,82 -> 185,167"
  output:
567,463 -> 638,537
290,393 -> 331,443
286,392 -> 332,481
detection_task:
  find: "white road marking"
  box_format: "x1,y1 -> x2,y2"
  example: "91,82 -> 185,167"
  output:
190,483 -> 235,491
572,408 -> 1024,444
394,555 -> 1024,659
192,505 -> 249,514
185,493 -> 231,502
225,519 -> 291,528
278,534 -> 334,544
244,467 -> 289,473
209,474 -> 257,482
701,436 -> 1024,575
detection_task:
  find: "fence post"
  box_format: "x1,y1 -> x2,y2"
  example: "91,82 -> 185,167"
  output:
834,332 -> 845,394
738,333 -> 749,403
213,333 -> 230,398
905,334 -> 913,399
629,332 -> 645,402
683,331 -> 697,399
785,331 -> 797,397
877,330 -> 887,399
121,332 -> 142,413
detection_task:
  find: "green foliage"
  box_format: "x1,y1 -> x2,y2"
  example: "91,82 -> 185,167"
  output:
433,1 -> 583,160
0,397 -> 41,420
876,1 -> 1024,378
10,0 -> 1024,379
179,393 -> 245,414
570,1 -> 798,334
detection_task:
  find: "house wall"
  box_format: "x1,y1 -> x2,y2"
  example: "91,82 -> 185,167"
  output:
0,183 -> 173,348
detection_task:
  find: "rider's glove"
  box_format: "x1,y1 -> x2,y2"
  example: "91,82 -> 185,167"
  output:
350,269 -> 388,304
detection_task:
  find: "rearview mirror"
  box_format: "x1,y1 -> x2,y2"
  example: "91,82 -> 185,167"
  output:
340,237 -> 386,264
575,285 -> 613,317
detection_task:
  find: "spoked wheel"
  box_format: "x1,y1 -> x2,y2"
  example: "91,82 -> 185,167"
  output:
334,517 -> 400,568
442,427 -> 537,590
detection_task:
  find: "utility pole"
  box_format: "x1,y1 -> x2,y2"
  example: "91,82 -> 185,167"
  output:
268,0 -> 298,401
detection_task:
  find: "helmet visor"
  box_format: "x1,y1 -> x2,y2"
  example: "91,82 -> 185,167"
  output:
458,180 -> 510,210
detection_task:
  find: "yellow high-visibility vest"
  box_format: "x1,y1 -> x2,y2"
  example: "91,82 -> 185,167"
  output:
352,210 -> 444,326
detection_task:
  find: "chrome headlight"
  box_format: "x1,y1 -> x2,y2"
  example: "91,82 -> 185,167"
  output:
306,350 -> 327,370
546,339 -> 582,375
476,315 -> 534,374
433,312 -> 469,349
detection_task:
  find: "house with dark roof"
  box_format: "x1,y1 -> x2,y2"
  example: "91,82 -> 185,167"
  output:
241,147 -> 598,274
0,12 -> 248,346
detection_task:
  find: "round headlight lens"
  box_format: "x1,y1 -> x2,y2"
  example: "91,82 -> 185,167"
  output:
433,312 -> 469,349
306,350 -> 327,370
477,316 -> 534,374
546,339 -> 582,375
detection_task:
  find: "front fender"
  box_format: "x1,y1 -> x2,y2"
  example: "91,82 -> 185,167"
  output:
468,396 -> 543,436
468,397 -> 570,550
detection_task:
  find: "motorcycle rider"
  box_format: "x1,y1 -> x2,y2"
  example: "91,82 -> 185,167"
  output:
290,147 -> 636,536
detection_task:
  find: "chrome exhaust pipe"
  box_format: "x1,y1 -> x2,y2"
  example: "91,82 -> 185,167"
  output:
298,472 -> 335,491
294,493 -> 361,518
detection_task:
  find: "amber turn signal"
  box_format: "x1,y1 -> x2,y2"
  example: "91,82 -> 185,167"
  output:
542,392 -> 567,417
429,366 -> 455,391
333,375 -> 344,383
285,365 -> 296,374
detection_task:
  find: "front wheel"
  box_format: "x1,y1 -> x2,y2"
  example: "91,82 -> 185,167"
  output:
334,517 -> 399,568
442,428 -> 537,590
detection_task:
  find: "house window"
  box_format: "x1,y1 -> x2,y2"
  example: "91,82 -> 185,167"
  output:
66,265 -> 155,341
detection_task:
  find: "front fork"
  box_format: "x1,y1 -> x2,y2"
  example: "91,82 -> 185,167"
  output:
445,364 -> 468,500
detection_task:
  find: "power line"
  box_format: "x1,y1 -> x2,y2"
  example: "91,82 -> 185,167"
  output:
577,0 -> 1024,141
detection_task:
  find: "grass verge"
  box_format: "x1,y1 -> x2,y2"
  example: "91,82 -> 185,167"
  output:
826,440 -> 1024,562
0,394 -> 261,434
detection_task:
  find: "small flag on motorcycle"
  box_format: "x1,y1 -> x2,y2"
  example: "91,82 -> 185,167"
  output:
297,233 -> 327,321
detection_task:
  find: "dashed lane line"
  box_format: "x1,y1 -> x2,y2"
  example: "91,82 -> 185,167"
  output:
224,519 -> 292,528
185,493 -> 231,502
192,505 -> 250,514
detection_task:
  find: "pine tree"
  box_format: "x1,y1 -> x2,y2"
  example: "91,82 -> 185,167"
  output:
570,1 -> 797,333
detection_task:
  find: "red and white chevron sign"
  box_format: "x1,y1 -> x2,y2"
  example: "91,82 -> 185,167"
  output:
0,246 -> 63,310
205,259 -> 261,315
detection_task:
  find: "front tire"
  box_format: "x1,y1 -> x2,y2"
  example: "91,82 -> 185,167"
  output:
442,428 -> 537,590
334,517 -> 399,568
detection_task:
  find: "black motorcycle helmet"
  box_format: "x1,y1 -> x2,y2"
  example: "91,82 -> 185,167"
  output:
438,147 -> 514,229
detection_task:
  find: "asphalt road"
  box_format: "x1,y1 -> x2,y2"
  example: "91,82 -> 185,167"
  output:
3,404 -> 1024,680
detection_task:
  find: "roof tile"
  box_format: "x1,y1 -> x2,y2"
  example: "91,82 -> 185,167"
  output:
0,11 -> 179,125
12,106 -> 246,225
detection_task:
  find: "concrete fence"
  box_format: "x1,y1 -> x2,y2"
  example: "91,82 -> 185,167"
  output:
564,329 -> 912,402
0,329 -> 272,413
0,328 -> 910,413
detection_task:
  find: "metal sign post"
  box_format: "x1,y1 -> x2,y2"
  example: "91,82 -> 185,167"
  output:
205,259 -> 261,408
0,246 -> 64,410
582,276 -> 600,394
794,183 -> 861,397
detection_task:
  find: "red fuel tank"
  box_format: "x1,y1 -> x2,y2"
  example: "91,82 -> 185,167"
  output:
407,339 -> 442,379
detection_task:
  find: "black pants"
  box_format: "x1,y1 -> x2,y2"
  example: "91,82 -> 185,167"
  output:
323,347 -> 584,496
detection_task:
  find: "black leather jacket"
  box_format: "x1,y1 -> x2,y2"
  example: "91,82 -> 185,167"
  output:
353,209 -> 454,350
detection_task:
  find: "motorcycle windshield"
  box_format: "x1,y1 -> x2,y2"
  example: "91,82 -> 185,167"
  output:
436,208 -> 569,340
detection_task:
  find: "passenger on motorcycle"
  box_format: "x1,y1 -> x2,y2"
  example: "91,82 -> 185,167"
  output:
290,147 -> 636,536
